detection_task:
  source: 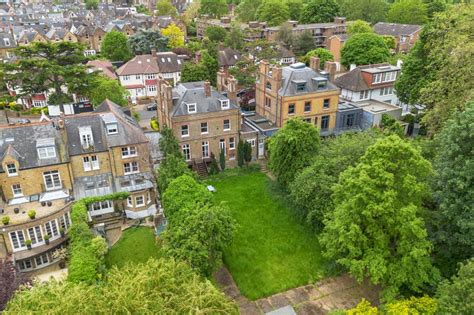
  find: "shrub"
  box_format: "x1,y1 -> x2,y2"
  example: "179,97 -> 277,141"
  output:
44,234 -> 50,240
27,210 -> 36,219
150,118 -> 159,131
25,239 -> 32,246
1,216 -> 10,225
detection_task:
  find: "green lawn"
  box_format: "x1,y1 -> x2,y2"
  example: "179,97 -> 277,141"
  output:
105,227 -> 161,269
209,169 -> 328,300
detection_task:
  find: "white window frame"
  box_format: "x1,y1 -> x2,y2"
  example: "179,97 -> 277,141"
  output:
81,132 -> 93,147
201,122 -> 208,134
373,73 -> 382,84
147,191 -> 152,204
121,146 -> 137,158
6,163 -> 17,176
202,141 -> 209,158
187,103 -> 197,114
18,259 -> 32,271
10,230 -> 26,250
135,195 -> 145,207
127,196 -> 133,207
124,161 -> 139,174
229,137 -> 235,150
43,170 -> 62,191
37,147 -> 56,159
106,123 -> 118,135
181,125 -> 189,137
182,144 -> 191,161
83,156 -> 92,171
147,85 -> 157,92
123,75 -> 130,81
28,226 -> 44,246
246,139 -> 256,147
35,253 -> 49,267
91,155 -> 99,170
44,219 -> 59,239
359,90 -> 370,100
12,184 -> 23,197
220,99 -> 230,110
223,119 -> 231,131
219,139 -> 226,156
146,74 -> 156,79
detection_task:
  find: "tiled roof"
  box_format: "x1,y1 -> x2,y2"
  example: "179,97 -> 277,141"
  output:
116,55 -> 159,76
373,22 -> 421,36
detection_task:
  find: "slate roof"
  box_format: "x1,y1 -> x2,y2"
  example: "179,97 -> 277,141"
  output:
155,52 -> 183,73
218,47 -> 241,67
373,22 -> 421,36
334,63 -> 399,92
0,32 -> 16,49
279,63 -> 339,96
116,55 -> 159,76
0,122 -> 66,171
172,82 -> 239,117
64,114 -> 108,156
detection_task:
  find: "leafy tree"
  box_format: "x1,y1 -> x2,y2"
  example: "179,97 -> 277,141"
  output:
162,23 -> 185,49
243,141 -> 252,166
237,139 -> 245,167
3,42 -> 89,104
156,0 -> 178,16
86,75 -> 128,107
157,154 -> 192,193
290,130 -> 382,230
85,0 -> 98,10
381,113 -> 405,137
224,25 -> 245,50
395,6 -> 473,133
205,25 -> 228,42
181,62 -> 209,83
294,30 -> 317,56
257,0 -> 291,26
387,0 -> 428,25
382,35 -> 396,50
268,118 -> 320,186
162,203 -> 236,276
135,4 -> 151,15
277,23 -> 294,50
101,31 -> 132,62
347,19 -> 373,35
127,29 -> 168,55
0,260 -> 29,311
159,127 -> 181,157
200,0 -> 228,18
341,33 -> 390,68
286,0 -> 304,20
183,0 -> 202,25
303,48 -> 334,68
436,259 -> 474,314
236,0 -> 262,22
219,148 -> 226,170
300,0 -> 341,23
6,259 -> 237,314
339,0 -> 388,24
430,104 -> 474,273
229,58 -> 257,87
209,152 -> 220,174
162,174 -> 211,217
202,50 -> 219,86
425,0 -> 447,19
245,39 -> 281,62
320,135 -> 439,301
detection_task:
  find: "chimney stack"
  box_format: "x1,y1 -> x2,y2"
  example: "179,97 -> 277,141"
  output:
309,56 -> 320,72
151,48 -> 157,57
325,61 -> 337,82
204,81 -> 211,97
227,76 -> 237,103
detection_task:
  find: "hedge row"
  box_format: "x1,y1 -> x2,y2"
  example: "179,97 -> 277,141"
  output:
67,192 -> 129,284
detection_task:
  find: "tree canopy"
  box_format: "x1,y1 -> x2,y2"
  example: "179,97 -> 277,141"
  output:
86,75 -> 128,107
85,0 -> 98,10
5,259 -> 237,314
162,23 -> 185,49
257,0 -> 290,26
430,103 -> 474,274
156,0 -> 178,16
387,0 -> 428,25
300,0 -> 341,24
339,0 -> 388,24
200,0 -> 228,18
0,260 -> 29,311
205,26 -> 228,42
268,118 -> 320,186
320,135 -> 439,301
347,19 -> 373,35
341,33 -> 390,68
236,0 -> 262,22
101,30 -> 132,62
127,29 -> 168,55
303,48 -> 334,68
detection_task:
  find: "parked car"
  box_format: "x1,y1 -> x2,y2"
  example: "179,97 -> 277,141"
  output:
147,103 -> 157,111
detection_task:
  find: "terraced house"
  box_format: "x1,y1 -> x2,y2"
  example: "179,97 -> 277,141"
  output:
156,79 -> 240,172
0,100 -> 157,275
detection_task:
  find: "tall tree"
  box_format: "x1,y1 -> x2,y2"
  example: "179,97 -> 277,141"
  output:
286,0 -> 304,21
224,25 -> 245,50
180,62 -> 209,83
430,103 -> 474,275
237,139 -> 245,167
347,19 -> 373,35
300,0 -> 341,24
268,118 -> 320,186
183,0 -> 201,25
294,30 -> 317,56
127,29 -> 168,55
156,0 -> 178,16
3,42 -> 89,104
201,50 -> 219,86
5,259 -> 237,314
387,0 -> 428,25
395,6 -> 473,133
243,141 -> 252,166
320,135 -> 439,301
86,75 -> 128,107
436,259 -> 474,314
289,130 -> 382,230
235,0 -> 262,22
341,33 -> 390,68
161,23 -> 185,49
159,126 -> 181,158
257,0 -> 291,26
101,30 -> 132,62
205,26 -> 228,42
303,48 -> 334,68
157,154 -> 192,193
219,148 -> 226,170
85,0 -> 98,10
199,0 -> 228,18
339,0 -> 388,24
277,23 -> 294,50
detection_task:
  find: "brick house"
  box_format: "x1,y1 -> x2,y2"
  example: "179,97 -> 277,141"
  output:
255,58 -> 340,133
0,100 -> 158,274
373,22 -> 422,53
156,79 -> 241,171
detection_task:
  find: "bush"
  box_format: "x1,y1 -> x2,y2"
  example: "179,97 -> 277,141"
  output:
1,216 -> 10,225
150,118 -> 159,131
27,210 -> 36,219
209,152 -> 220,174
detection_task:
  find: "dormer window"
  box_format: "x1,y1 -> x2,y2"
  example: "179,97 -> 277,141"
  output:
37,147 -> 56,159
79,126 -> 94,148
187,103 -> 197,114
220,99 -> 230,110
296,82 -> 306,92
106,123 -> 118,135
6,163 -> 17,176
373,73 -> 382,84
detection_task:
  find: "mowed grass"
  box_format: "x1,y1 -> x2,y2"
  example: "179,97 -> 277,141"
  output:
105,227 -> 161,269
209,169 -> 328,300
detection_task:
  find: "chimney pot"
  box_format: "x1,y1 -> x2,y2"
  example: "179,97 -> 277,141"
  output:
309,56 -> 320,72
151,48 -> 157,57
204,81 -> 211,97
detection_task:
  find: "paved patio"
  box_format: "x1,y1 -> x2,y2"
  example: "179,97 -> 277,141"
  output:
214,267 -> 379,315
